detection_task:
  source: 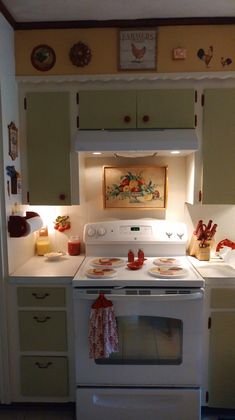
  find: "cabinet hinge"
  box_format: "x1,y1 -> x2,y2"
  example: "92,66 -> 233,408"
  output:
77,116 -> 80,128
195,91 -> 198,103
76,92 -> 79,105
208,317 -> 212,329
201,94 -> 205,107
27,191 -> 30,203
194,114 -> 197,127
198,190 -> 202,202
24,97 -> 27,110
205,391 -> 209,403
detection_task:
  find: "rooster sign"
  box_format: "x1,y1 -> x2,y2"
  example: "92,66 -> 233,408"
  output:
119,29 -> 157,70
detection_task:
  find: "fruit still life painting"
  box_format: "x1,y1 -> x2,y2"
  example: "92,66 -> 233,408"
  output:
103,166 -> 167,209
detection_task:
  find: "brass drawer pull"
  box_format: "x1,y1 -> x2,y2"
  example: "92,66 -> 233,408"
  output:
33,316 -> 51,323
35,362 -> 52,369
32,292 -> 50,300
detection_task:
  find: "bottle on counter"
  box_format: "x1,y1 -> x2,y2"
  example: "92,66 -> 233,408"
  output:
68,236 -> 81,256
36,226 -> 51,256
128,249 -> 134,262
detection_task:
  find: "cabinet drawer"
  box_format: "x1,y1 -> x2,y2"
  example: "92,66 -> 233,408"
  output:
211,288 -> 235,308
21,356 -> 68,397
17,287 -> 66,307
19,311 -> 67,351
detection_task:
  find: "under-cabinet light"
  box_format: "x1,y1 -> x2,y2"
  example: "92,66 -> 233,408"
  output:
92,152 -> 102,155
171,150 -> 180,154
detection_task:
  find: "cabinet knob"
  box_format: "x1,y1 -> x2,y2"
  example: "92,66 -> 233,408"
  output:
124,115 -> 131,123
59,194 -> 66,201
142,115 -> 150,123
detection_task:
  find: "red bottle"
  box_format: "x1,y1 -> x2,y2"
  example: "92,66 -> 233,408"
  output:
128,249 -> 134,262
138,248 -> 145,261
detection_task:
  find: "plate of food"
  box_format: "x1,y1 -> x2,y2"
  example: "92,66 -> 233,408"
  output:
90,257 -> 125,268
153,257 -> 180,266
148,265 -> 187,278
85,268 -> 117,278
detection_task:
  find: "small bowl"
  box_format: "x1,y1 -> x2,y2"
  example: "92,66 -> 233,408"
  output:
127,262 -> 142,270
44,252 -> 65,261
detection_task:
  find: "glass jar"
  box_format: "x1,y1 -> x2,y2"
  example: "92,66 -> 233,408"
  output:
68,236 -> 81,256
36,237 -> 51,256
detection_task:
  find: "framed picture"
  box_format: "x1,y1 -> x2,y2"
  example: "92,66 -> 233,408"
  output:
103,165 -> 167,209
31,44 -> 56,71
119,29 -> 157,70
8,122 -> 18,160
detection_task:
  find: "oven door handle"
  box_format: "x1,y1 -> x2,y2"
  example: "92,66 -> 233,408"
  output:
74,291 -> 203,301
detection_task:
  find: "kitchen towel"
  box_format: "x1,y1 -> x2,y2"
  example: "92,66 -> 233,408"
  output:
89,293 -> 119,359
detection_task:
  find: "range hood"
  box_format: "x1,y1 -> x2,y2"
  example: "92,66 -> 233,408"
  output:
75,129 -> 199,155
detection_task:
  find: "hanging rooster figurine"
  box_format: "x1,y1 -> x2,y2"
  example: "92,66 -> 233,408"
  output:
197,45 -> 213,68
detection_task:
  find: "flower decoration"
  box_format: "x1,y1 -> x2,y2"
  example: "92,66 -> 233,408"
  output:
54,215 -> 71,232
69,42 -> 92,67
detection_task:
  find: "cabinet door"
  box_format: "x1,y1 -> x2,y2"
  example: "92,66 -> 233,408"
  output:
137,89 -> 195,128
19,310 -> 67,351
78,90 -> 136,129
21,356 -> 68,397
209,311 -> 235,408
203,89 -> 235,204
26,92 -> 71,205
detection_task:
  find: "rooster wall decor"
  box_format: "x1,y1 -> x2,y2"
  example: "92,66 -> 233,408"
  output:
197,46 -> 213,68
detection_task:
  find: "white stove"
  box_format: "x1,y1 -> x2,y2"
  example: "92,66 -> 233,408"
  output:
73,219 -> 204,420
73,219 -> 204,288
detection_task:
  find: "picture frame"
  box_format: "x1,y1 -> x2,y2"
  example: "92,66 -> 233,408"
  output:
103,165 -> 167,209
119,29 -> 157,70
8,122 -> 18,161
31,44 -> 56,72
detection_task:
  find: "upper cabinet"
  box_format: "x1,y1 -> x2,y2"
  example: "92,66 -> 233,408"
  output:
25,91 -> 77,205
136,90 -> 195,129
78,89 -> 196,130
202,89 -> 235,204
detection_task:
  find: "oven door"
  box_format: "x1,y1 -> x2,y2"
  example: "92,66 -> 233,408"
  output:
73,288 -> 204,386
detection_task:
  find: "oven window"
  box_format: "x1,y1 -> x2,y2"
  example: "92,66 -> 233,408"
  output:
95,316 -> 183,365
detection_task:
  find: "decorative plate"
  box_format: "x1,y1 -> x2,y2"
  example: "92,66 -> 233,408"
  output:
153,257 -> 180,266
148,266 -> 187,278
69,42 -> 92,67
90,258 -> 125,267
44,252 -> 65,261
31,44 -> 56,71
86,268 -> 117,278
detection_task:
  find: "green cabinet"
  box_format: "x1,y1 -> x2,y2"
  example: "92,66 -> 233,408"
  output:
208,288 -> 235,408
137,89 -> 195,128
78,89 -> 195,130
26,92 -> 72,205
202,89 -> 235,204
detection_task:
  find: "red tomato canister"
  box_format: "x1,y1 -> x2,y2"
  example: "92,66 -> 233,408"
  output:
68,236 -> 81,255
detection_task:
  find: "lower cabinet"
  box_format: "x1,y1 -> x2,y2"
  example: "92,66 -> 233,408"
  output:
207,287 -> 235,408
8,284 -> 74,402
21,356 -> 68,397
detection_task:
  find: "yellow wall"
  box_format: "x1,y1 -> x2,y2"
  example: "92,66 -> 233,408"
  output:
15,25 -> 235,75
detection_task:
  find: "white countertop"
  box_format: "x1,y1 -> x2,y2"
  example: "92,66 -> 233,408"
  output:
9,254 -> 85,284
188,256 -> 235,286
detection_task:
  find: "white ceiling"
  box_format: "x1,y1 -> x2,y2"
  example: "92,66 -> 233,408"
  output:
3,0 -> 235,22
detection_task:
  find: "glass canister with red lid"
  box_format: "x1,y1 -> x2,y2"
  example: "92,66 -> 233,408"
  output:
68,236 -> 81,255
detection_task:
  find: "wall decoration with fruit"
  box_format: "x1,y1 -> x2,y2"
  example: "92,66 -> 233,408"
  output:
53,215 -> 71,232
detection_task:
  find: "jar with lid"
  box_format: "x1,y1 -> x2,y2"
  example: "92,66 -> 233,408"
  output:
68,236 -> 81,256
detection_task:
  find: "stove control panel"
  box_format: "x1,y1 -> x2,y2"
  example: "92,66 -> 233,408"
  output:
83,219 -> 187,244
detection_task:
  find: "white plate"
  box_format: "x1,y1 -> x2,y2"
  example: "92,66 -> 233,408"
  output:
44,252 -> 65,261
90,258 -> 125,268
86,268 -> 117,278
153,257 -> 180,266
148,266 -> 188,278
